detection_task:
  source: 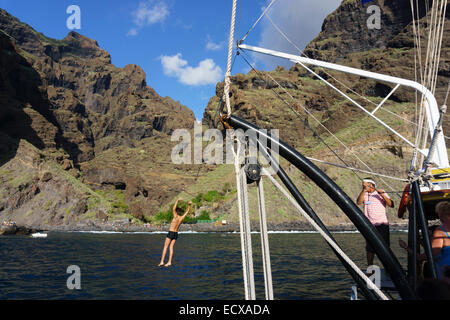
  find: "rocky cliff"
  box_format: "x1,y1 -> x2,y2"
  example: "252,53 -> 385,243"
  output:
304,0 -> 427,62
0,9 -> 206,229
304,0 -> 449,117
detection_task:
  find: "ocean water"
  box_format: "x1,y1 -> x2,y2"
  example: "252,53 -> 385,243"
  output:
0,231 -> 409,300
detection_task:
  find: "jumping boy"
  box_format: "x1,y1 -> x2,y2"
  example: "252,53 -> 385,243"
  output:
158,199 -> 192,267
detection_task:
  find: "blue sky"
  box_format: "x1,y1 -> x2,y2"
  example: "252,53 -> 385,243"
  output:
0,0 -> 341,120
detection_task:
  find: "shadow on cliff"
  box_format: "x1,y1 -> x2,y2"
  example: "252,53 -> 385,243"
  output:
0,32 -> 81,167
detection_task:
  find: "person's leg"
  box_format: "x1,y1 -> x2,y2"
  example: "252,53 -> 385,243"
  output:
367,251 -> 375,266
165,239 -> 177,267
380,224 -> 390,248
365,239 -> 375,266
159,237 -> 171,266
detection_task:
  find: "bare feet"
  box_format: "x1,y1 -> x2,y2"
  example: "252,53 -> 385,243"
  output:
158,262 -> 164,267
164,262 -> 172,267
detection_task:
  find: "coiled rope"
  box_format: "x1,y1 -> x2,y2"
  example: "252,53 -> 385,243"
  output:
223,0 -> 238,117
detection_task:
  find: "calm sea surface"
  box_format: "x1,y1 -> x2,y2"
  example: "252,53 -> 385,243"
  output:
0,231 -> 408,300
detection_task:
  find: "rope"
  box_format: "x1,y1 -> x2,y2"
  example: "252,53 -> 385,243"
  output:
237,0 -> 243,42
240,0 -> 278,43
306,157 -> 409,182
232,134 -> 256,300
444,81 -> 450,106
256,176 -> 274,300
412,0 -> 448,169
262,168 -> 390,300
223,0 -> 238,117
240,165 -> 255,299
213,54 -> 238,127
410,0 -> 424,169
410,0 -> 420,153
225,1 -> 261,295
430,1 -> 447,94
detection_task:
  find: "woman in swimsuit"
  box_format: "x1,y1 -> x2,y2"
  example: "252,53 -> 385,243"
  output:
158,199 -> 192,267
432,201 -> 450,279
399,201 -> 450,279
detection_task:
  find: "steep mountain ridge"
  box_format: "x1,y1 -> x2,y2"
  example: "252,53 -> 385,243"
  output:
304,0 -> 427,62
0,8 -> 205,228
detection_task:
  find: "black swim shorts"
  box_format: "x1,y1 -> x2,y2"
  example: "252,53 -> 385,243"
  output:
366,224 -> 390,253
167,231 -> 178,240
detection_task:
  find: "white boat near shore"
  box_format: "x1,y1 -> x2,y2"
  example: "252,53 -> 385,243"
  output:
31,233 -> 47,238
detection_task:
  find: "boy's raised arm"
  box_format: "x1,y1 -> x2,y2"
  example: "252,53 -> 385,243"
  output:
181,201 -> 193,220
173,198 -> 181,215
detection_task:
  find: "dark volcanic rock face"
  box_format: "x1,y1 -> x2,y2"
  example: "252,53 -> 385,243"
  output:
0,9 -> 195,164
304,0 -> 428,63
304,0 -> 450,131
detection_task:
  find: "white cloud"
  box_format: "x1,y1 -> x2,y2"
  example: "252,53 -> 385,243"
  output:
206,41 -> 223,51
133,0 -> 169,26
174,18 -> 193,30
127,0 -> 169,36
255,0 -> 341,69
206,35 -> 224,51
127,28 -> 138,37
160,53 -> 223,86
